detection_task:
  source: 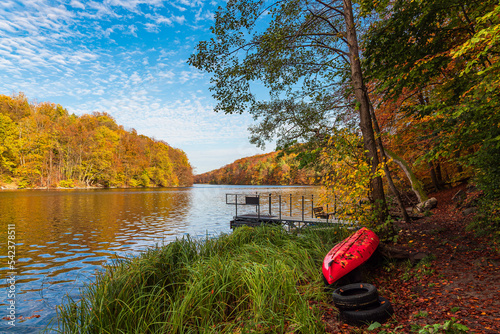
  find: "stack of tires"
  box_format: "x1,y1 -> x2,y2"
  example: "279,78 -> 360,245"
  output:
332,283 -> 394,326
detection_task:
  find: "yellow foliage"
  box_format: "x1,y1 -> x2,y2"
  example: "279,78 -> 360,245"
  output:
317,130 -> 386,227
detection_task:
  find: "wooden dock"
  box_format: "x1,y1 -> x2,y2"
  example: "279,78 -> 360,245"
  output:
230,213 -> 351,231
226,193 -> 354,231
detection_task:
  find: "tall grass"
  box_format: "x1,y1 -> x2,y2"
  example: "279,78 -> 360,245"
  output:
55,225 -> 349,333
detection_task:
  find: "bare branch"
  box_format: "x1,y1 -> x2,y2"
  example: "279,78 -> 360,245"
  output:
315,0 -> 345,17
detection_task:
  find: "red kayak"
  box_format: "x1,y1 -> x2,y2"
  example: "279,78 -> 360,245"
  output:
322,227 -> 379,285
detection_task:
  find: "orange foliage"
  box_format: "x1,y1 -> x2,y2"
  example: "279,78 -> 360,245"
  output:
369,85 -> 470,193
194,152 -> 317,185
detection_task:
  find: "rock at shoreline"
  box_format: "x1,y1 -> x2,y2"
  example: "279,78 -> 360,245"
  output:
416,197 -> 438,212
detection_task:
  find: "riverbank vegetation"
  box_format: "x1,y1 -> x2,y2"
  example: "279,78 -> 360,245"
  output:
0,93 -> 193,189
190,0 -> 500,239
55,225 -> 349,333
194,151 -> 318,185
54,187 -> 500,333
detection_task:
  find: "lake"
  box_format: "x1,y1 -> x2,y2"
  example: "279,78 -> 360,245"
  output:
0,184 -> 321,333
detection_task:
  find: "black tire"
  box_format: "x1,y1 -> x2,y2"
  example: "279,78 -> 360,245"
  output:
332,283 -> 379,310
338,296 -> 394,326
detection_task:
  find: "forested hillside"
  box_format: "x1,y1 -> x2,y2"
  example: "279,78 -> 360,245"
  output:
190,0 -> 500,236
194,152 -> 317,185
0,93 -> 193,189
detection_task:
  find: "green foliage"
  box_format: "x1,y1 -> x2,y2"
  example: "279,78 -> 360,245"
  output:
367,321 -> 382,330
139,172 -> 150,187
17,178 -> 31,189
55,225 -> 348,333
363,0 -> 500,202
467,196 -> 500,246
411,318 -> 469,333
58,179 -> 76,188
470,138 -> 500,200
415,311 -> 429,318
189,0 -> 359,152
402,255 -> 436,282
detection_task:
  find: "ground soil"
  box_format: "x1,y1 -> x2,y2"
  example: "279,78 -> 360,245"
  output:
319,184 -> 500,333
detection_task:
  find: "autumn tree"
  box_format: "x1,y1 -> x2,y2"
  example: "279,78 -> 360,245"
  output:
190,0 -> 391,224
362,0 -> 500,199
0,114 -> 18,175
0,93 -> 193,189
194,152 -> 316,186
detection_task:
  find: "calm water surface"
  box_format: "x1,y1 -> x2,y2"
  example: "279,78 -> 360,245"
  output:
0,184 -> 320,333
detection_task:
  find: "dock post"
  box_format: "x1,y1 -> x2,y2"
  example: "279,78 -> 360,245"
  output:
289,194 -> 292,216
258,194 -> 260,219
326,203 -> 329,223
279,195 -> 282,220
269,193 -> 272,215
236,194 -> 238,218
311,194 -> 314,218
334,194 -> 337,214
302,196 -> 304,222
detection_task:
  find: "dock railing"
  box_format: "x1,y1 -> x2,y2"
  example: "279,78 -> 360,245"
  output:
226,193 -> 338,224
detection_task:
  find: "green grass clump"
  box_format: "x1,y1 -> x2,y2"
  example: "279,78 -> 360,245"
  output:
55,225 -> 349,333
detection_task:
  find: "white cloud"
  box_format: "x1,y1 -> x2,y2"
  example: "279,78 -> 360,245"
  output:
144,22 -> 159,32
0,1 -> 16,9
171,15 -> 186,25
106,0 -> 165,12
70,0 -> 85,10
144,13 -> 186,27
83,1 -> 119,19
0,0 -> 254,172
129,72 -> 143,85
154,15 -> 173,25
0,20 -> 17,33
127,24 -> 138,37
158,49 -> 177,60
194,8 -> 214,23
177,0 -> 203,8
178,70 -> 204,84
159,70 -> 175,79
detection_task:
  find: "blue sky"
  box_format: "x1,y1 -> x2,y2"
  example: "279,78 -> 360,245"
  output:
0,0 -> 271,174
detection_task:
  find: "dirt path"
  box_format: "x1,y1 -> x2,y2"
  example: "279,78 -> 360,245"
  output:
322,185 -> 500,333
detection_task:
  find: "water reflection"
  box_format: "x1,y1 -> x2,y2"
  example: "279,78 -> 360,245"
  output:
0,185 -> 319,333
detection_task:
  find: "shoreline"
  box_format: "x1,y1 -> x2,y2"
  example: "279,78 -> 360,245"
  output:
0,182 -> 318,191
52,185 -> 500,333
0,184 -> 194,191
54,225 -> 346,333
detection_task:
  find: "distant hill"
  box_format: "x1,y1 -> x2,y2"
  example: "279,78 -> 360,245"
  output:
0,93 -> 193,189
194,152 -> 317,185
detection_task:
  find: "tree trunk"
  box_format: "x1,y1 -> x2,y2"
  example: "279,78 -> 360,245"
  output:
429,162 -> 440,192
343,0 -> 387,223
384,148 -> 428,203
436,162 -> 444,186
369,104 -> 410,222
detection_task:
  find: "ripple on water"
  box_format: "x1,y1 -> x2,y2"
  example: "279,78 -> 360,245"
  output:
23,263 -> 50,268
0,184 -> 318,333
70,248 -> 91,252
38,254 -> 56,258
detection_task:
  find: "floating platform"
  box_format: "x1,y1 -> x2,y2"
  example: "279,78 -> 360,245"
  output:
226,193 -> 353,231
230,213 -> 350,231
